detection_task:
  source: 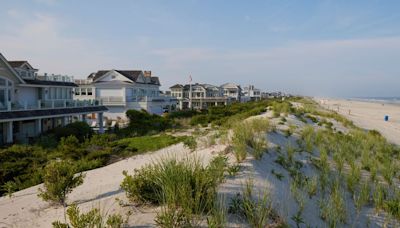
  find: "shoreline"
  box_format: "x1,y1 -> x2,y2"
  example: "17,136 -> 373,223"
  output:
315,97 -> 400,145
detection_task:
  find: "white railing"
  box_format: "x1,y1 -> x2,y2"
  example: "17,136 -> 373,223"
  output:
75,79 -> 92,85
0,99 -> 103,112
99,96 -> 125,105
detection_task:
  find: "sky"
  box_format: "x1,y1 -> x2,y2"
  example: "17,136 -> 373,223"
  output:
1,0 -> 400,97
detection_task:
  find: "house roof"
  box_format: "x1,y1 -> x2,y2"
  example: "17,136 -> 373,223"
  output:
8,60 -> 37,70
23,79 -> 78,87
170,84 -> 183,89
89,70 -> 160,85
0,106 -> 108,122
8,61 -> 27,68
116,70 -> 142,82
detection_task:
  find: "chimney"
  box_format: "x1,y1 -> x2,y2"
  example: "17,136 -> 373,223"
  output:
144,71 -> 152,77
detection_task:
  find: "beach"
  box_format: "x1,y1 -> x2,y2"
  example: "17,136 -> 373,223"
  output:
317,98 -> 400,145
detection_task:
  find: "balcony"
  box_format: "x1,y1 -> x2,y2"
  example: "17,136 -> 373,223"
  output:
0,99 -> 103,112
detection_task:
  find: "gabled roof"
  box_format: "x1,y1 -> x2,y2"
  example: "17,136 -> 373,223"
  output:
89,70 -> 160,85
170,84 -> 183,89
8,60 -> 37,70
0,53 -> 26,83
116,70 -> 142,82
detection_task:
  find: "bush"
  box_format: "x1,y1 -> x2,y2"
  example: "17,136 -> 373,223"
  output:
183,136 -> 197,152
52,204 -> 124,228
0,145 -> 47,195
124,109 -> 172,136
121,155 -> 227,225
38,160 -> 84,207
50,121 -> 93,142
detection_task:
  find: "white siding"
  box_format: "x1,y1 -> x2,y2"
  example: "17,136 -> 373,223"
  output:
96,88 -> 123,97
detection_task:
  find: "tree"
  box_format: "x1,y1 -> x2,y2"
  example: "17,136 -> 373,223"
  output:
38,160 -> 85,207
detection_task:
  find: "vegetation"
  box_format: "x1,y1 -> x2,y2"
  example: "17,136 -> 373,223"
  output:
122,109 -> 172,136
38,160 -> 84,207
0,132 -> 187,196
228,179 -> 285,228
121,155 -> 228,226
52,204 -> 124,228
231,118 -> 270,162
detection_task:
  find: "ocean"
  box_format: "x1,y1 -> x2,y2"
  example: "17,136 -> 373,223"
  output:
350,97 -> 400,105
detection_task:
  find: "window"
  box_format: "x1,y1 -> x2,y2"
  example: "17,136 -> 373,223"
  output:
81,88 -> 87,95
57,88 -> 62,99
0,77 -> 12,108
63,88 -> 67,99
111,75 -> 116,79
87,88 -> 92,95
75,88 -> 80,95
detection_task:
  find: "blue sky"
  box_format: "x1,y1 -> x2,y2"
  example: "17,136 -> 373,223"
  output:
1,0 -> 400,97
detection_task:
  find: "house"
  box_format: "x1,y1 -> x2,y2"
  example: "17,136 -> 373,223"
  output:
170,83 -> 230,110
221,83 -> 242,101
0,53 -> 107,145
74,70 -> 177,119
242,85 -> 261,101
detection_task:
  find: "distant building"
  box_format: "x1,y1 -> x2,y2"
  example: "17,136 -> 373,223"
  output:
221,83 -> 242,101
74,70 -> 176,119
242,85 -> 261,101
0,53 -> 107,145
170,83 -> 230,110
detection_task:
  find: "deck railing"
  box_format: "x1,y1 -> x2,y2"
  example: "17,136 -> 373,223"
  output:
0,99 -> 103,112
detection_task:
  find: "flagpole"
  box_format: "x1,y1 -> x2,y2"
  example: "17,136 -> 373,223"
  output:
189,75 -> 192,109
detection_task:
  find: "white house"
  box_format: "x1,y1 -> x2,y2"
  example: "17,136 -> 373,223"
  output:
221,83 -> 242,101
74,70 -> 177,119
170,83 -> 230,110
0,53 -> 107,145
242,85 -> 261,101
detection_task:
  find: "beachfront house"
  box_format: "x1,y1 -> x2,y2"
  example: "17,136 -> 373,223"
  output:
242,85 -> 261,101
0,53 -> 107,145
74,70 -> 177,119
170,83 -> 230,110
221,83 -> 242,101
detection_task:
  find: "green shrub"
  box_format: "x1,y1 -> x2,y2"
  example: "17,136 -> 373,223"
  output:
50,121 -> 93,142
0,145 -> 47,195
190,115 -> 209,126
183,136 -> 197,152
38,160 -> 84,207
52,204 -> 124,228
121,155 -> 227,214
124,109 -> 172,136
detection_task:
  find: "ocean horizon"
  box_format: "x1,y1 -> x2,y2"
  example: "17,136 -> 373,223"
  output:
349,96 -> 400,104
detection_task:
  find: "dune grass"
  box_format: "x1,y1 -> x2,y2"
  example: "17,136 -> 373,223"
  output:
231,118 -> 270,162
121,155 -> 228,226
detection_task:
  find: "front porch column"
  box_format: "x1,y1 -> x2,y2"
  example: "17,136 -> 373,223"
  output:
179,100 -> 183,110
82,114 -> 86,122
35,119 -> 42,135
6,121 -> 13,144
98,112 -> 104,134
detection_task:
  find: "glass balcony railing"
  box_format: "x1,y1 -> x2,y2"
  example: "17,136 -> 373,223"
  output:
0,99 -> 103,112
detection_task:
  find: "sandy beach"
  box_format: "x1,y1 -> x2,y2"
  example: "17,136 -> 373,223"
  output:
317,98 -> 400,145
